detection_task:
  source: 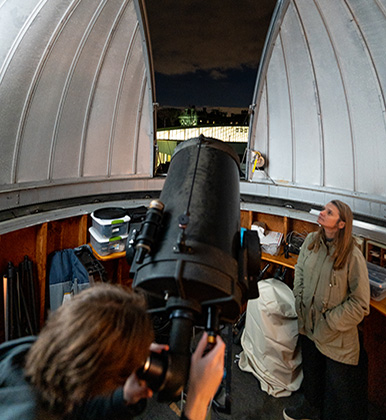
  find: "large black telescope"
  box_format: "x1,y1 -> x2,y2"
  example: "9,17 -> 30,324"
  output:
127,135 -> 260,401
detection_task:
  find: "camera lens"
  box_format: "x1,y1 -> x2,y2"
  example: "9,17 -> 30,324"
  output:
137,350 -> 168,391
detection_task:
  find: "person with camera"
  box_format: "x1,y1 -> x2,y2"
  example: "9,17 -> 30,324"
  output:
0,283 -> 225,420
283,200 -> 370,420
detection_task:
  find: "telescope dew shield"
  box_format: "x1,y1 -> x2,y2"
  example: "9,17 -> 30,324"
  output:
131,136 -> 246,323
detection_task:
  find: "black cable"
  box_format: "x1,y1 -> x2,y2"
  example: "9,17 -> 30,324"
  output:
184,135 -> 203,218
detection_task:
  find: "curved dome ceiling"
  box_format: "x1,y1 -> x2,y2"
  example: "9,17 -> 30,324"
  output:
245,0 -> 386,223
0,0 -> 161,212
1,0 -> 386,228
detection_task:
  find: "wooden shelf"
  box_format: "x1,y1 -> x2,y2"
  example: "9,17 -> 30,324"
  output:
261,250 -> 298,269
371,298 -> 386,316
241,209 -> 313,273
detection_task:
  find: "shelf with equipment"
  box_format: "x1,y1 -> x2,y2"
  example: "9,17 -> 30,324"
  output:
366,240 -> 386,267
241,209 -> 386,316
240,209 -> 317,271
365,240 -> 386,316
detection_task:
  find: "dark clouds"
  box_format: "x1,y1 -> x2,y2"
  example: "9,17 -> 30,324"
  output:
145,0 -> 276,107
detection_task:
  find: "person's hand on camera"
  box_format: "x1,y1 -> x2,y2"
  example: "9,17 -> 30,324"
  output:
184,332 -> 225,420
123,342 -> 169,405
123,373 -> 153,405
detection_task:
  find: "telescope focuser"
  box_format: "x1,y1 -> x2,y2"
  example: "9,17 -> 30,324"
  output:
129,199 -> 164,264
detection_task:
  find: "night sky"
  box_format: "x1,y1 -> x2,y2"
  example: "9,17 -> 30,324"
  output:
145,0 -> 277,108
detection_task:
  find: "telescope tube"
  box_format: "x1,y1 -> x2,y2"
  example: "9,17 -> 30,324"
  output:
132,135 -> 247,323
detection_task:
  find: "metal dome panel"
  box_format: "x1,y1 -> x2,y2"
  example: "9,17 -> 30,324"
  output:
245,0 -> 386,222
0,0 -> 158,211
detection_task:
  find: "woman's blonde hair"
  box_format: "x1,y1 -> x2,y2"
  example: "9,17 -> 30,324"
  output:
309,200 -> 355,270
25,283 -> 154,413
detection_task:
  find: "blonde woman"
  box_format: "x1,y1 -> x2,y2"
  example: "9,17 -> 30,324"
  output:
284,200 -> 370,420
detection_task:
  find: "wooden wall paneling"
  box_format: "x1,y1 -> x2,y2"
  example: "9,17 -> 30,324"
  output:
288,219 -> 317,237
47,220 -> 64,255
240,210 -> 252,229
59,216 -> 86,249
116,259 -> 132,287
0,227 -> 36,266
253,213 -> 284,234
46,216 -> 87,256
78,214 -> 89,246
35,223 -> 48,327
283,216 -> 289,239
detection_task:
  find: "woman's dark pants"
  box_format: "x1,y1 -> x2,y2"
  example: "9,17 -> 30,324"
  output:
300,334 -> 368,420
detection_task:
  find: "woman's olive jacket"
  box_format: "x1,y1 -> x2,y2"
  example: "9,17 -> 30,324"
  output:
293,232 -> 370,365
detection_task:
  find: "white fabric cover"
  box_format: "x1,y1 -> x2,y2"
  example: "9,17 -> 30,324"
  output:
239,278 -> 303,397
